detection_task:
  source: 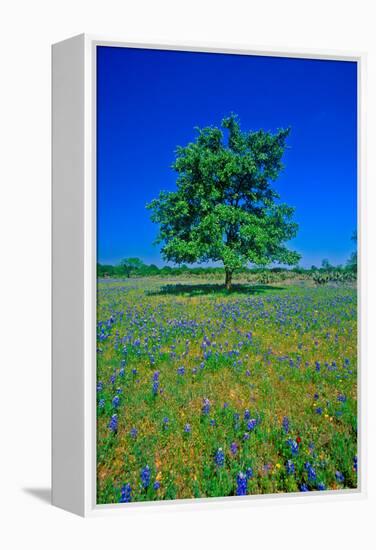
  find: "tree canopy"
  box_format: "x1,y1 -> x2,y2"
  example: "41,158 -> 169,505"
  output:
147,114 -> 300,289
120,257 -> 145,278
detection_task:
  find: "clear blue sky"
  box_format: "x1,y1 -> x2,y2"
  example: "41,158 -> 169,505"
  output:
97,46 -> 357,268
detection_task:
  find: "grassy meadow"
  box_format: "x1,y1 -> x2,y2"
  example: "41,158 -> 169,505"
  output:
96,276 -> 357,504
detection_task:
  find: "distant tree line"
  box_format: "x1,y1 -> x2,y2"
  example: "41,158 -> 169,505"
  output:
97,254 -> 357,285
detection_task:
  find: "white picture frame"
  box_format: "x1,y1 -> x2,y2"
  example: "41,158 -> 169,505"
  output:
52,34 -> 366,517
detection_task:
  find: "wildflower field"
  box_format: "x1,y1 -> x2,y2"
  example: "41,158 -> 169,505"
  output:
96,277 -> 357,504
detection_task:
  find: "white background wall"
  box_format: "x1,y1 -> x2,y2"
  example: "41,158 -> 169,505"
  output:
1,1 -> 375,548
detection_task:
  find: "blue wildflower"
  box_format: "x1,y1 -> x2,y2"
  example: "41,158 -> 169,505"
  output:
353,456 -> 358,472
140,465 -> 151,488
300,483 -> 309,492
162,417 -> 169,430
98,398 -> 105,409
108,414 -> 118,433
243,432 -> 250,441
244,409 -> 250,420
236,472 -> 247,496
286,460 -> 295,475
177,366 -> 185,375
315,407 -> 323,415
130,427 -> 138,439
247,419 -> 257,432
304,462 -> 316,481
153,481 -> 160,490
184,423 -> 191,433
112,395 -> 120,408
119,483 -> 131,503
337,393 -> 346,403
245,467 -> 253,479
214,448 -> 225,467
97,381 -> 103,392
287,439 -> 299,456
335,470 -> 345,483
230,442 -> 238,455
202,398 -> 210,415
209,418 -> 216,427
282,416 -> 289,434
317,482 -> 326,490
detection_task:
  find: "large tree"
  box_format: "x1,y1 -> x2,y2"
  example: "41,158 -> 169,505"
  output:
147,115 -> 300,289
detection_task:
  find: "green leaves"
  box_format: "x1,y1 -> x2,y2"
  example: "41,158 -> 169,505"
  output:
147,114 -> 300,282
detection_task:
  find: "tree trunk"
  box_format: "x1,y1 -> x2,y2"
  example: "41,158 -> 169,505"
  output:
225,269 -> 233,291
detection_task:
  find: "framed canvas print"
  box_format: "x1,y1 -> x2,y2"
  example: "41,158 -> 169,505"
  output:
52,35 -> 365,516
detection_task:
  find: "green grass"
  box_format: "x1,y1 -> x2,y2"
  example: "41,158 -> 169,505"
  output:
96,277 -> 357,503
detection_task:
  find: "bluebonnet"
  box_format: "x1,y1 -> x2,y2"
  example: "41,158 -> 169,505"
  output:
209,419 -> 216,427
287,439 -> 299,456
247,419 -> 257,432
300,483 -> 309,492
202,398 -> 210,415
230,442 -> 238,455
317,482 -> 326,490
110,374 -> 116,384
315,407 -> 323,415
163,417 -> 169,430
286,460 -> 295,475
353,456 -> 358,472
119,367 -> 125,377
236,472 -> 247,496
108,414 -> 118,433
304,462 -> 316,481
244,409 -> 250,420
282,416 -> 289,434
130,427 -> 138,439
119,483 -> 132,503
98,398 -> 105,409
153,481 -> 160,490
151,372 -> 159,392
214,448 -> 225,467
132,368 -> 137,375
245,467 -> 253,480
140,465 -> 151,488
184,423 -> 191,433
243,432 -> 250,441
223,402 -> 229,409
177,366 -> 185,375
112,395 -> 120,408
97,381 -> 103,392
337,393 -> 346,403
335,470 -> 345,483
